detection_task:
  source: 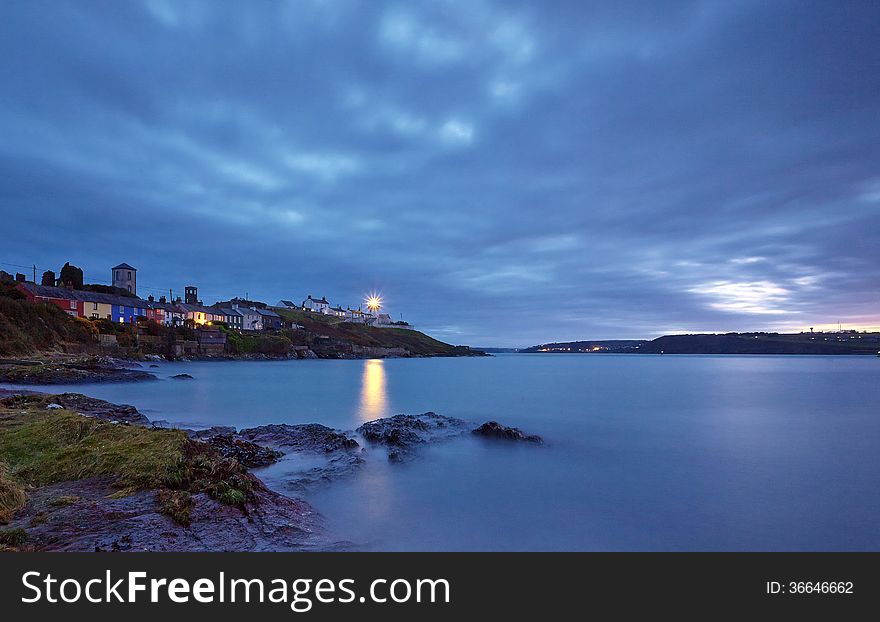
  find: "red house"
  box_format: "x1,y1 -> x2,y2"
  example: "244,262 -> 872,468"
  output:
16,283 -> 83,317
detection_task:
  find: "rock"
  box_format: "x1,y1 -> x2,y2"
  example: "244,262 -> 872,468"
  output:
282,453 -> 367,493
171,373 -> 194,380
188,425 -> 238,440
0,361 -> 157,385
149,364 -> 160,368
203,434 -> 284,468
46,403 -> 63,410
238,424 -> 359,453
356,412 -> 470,461
4,476 -> 342,552
144,354 -> 163,362
48,393 -> 151,426
472,421 -> 543,444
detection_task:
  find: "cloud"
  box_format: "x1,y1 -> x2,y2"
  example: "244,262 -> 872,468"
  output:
0,0 -> 878,346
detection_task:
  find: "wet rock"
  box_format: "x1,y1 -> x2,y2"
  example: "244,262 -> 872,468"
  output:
472,421 -> 543,444
238,423 -> 359,453
5,477 -> 342,552
189,425 -> 238,440
356,412 -> 470,461
282,453 -> 367,493
0,361 -> 157,385
203,434 -> 284,468
149,364 -> 160,368
49,393 -> 151,426
171,373 -> 194,380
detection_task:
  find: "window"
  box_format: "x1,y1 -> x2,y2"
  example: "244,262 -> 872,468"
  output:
127,271 -> 131,279
93,302 -> 98,310
128,285 -> 132,292
115,271 -> 120,280
70,301 -> 76,310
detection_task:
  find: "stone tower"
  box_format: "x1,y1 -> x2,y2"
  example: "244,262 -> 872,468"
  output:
112,263 -> 137,295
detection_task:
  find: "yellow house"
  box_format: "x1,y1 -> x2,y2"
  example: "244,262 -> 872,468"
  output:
84,300 -> 112,320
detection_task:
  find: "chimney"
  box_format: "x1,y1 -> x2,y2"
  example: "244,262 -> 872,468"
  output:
148,295 -> 155,302
159,296 -> 167,304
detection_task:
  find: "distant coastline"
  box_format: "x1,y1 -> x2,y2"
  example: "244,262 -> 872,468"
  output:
520,332 -> 880,356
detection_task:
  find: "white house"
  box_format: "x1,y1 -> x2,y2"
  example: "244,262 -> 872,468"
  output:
232,303 -> 263,331
302,295 -> 329,313
325,306 -> 347,318
345,308 -> 370,324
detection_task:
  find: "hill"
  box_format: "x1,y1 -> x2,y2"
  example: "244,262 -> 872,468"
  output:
523,332 -> 880,355
273,308 -> 478,357
0,284 -> 479,359
521,340 -> 647,353
0,284 -> 97,356
638,332 -> 880,355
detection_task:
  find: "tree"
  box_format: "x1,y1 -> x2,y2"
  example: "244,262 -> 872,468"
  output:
58,262 -> 83,289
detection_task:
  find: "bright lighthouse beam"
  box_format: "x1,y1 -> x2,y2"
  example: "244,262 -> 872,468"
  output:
366,294 -> 382,313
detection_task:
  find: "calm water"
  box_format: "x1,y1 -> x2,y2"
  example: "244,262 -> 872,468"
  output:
4,354 -> 879,551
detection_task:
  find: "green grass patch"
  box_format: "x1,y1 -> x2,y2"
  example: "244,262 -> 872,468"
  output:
0,462 -> 26,523
0,409 -> 186,489
0,527 -> 27,547
0,403 -> 258,526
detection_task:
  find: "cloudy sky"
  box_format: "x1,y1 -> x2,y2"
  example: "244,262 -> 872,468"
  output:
1,0 -> 878,346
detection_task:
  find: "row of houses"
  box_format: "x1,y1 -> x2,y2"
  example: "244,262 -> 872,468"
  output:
278,295 -> 396,326
15,283 -> 285,331
10,261 -> 407,332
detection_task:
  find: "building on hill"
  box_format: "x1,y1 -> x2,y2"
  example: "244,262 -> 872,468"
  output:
112,263 -> 136,295
16,282 -> 150,323
302,295 -> 329,313
276,300 -> 297,309
345,308 -> 370,323
255,307 -> 283,330
176,303 -> 224,326
184,285 -> 199,305
326,306 -> 347,318
231,303 -> 263,331
214,307 -> 244,330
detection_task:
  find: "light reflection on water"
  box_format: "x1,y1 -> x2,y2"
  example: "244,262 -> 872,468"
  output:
358,359 -> 388,422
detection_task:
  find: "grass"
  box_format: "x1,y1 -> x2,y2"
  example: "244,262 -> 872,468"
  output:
0,409 -> 186,489
0,399 -> 257,526
0,462 -> 26,523
275,308 -> 461,355
0,527 -> 27,547
0,285 -> 97,356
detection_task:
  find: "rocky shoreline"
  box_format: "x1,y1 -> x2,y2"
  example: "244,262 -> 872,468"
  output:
0,350 -> 490,386
0,389 -> 541,552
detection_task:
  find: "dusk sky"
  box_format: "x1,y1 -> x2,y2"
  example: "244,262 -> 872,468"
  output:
1,0 -> 878,347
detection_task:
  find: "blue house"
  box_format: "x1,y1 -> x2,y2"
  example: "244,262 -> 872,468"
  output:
112,301 -> 148,324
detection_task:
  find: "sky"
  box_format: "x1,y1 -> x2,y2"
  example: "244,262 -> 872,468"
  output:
1,0 -> 878,347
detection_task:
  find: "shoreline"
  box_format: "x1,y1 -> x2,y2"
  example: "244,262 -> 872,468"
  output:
0,350 -> 489,386
0,388 -> 540,552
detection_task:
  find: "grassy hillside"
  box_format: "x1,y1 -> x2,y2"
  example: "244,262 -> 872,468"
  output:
0,284 -> 473,358
0,284 -> 97,356
275,308 -> 468,355
638,332 -> 880,355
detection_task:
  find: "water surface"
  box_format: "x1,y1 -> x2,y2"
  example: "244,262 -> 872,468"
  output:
4,354 -> 878,550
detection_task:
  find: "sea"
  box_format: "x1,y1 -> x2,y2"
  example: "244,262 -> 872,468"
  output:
4,353 -> 878,551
